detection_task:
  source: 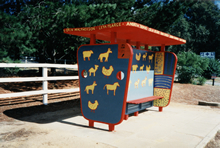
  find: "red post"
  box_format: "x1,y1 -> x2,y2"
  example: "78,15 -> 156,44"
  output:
136,42 -> 140,49
159,107 -> 163,112
126,39 -> 131,44
111,32 -> 117,43
124,114 -> 129,120
90,34 -> 96,45
109,124 -> 115,131
145,45 -> 149,50
134,111 -> 139,116
160,44 -> 165,52
89,120 -> 94,127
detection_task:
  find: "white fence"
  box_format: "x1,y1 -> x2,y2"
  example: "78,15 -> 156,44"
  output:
0,63 -> 79,105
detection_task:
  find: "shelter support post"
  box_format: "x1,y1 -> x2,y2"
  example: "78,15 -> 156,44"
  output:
136,42 -> 140,49
159,107 -> 163,112
90,34 -> 96,45
89,120 -> 94,127
126,39 -> 131,44
161,44 -> 165,52
111,32 -> 117,43
145,45 -> 149,50
109,124 -> 115,131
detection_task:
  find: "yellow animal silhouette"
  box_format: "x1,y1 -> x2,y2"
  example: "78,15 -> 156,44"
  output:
102,65 -> 114,78
88,65 -> 99,76
134,79 -> 140,88
148,78 -> 153,86
129,80 -> 132,91
148,54 -> 154,63
146,65 -> 151,74
142,53 -> 148,61
103,82 -> 120,96
88,100 -> 99,112
140,64 -> 144,71
84,81 -> 97,94
141,76 -> 148,87
83,50 -> 93,61
98,48 -> 112,62
132,64 -> 138,73
136,53 -> 141,61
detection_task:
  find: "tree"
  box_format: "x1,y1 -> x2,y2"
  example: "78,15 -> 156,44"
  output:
0,11 -> 35,61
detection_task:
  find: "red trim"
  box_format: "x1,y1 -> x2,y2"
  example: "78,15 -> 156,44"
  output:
117,43 -> 133,125
127,96 -> 164,104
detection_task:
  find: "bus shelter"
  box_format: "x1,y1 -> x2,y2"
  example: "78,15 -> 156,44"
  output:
64,22 -> 186,131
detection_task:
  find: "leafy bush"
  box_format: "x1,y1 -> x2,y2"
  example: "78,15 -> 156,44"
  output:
0,57 -> 20,75
177,52 -> 209,83
202,59 -> 220,79
197,77 -> 206,85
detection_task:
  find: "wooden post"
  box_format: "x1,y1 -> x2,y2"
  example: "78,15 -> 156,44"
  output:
111,32 -> 117,43
90,34 -> 96,45
43,67 -> 48,105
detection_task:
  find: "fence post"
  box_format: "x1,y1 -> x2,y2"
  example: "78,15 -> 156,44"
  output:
43,67 -> 48,105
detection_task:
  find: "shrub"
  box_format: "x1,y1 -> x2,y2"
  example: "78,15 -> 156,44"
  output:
177,52 -> 209,83
197,77 -> 206,85
202,59 -> 220,79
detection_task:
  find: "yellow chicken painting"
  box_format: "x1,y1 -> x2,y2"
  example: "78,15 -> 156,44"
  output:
102,65 -> 114,78
146,65 -> 151,74
136,53 -> 141,61
88,100 -> 99,112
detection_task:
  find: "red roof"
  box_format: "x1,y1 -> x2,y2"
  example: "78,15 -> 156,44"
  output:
63,22 -> 186,46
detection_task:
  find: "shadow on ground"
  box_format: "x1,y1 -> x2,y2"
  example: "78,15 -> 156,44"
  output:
3,99 -> 82,124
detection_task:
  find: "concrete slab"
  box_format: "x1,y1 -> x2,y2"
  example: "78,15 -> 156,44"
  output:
1,102 -> 220,148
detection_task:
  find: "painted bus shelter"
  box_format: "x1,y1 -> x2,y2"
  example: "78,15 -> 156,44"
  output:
64,22 -> 186,131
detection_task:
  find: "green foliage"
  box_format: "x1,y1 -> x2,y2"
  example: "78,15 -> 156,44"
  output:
177,52 -> 209,83
202,59 -> 220,78
0,11 -> 36,60
197,76 -> 207,86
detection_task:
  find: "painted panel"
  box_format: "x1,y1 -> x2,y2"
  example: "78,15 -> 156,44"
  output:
154,52 -> 164,75
78,44 -> 131,124
164,52 -> 176,76
127,49 -> 154,101
154,75 -> 172,89
153,88 -> 170,107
